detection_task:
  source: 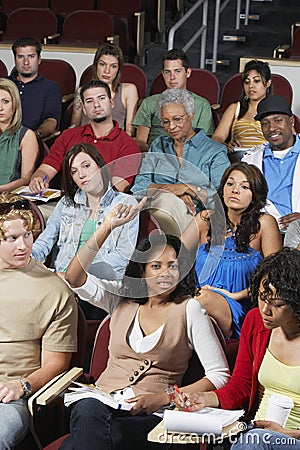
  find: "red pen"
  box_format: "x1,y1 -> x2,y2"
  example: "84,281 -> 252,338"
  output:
174,384 -> 190,412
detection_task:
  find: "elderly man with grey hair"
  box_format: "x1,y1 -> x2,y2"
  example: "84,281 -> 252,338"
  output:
131,89 -> 229,236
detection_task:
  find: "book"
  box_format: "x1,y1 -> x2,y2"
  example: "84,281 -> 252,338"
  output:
148,417 -> 243,444
64,381 -> 135,411
16,186 -> 61,202
163,407 -> 245,436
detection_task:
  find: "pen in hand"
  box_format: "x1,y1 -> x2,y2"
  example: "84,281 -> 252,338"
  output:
39,175 -> 47,197
174,384 -> 190,412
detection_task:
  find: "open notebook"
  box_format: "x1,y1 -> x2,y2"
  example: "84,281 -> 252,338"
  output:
16,186 -> 61,202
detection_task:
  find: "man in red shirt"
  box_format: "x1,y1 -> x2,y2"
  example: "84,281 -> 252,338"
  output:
29,80 -> 141,193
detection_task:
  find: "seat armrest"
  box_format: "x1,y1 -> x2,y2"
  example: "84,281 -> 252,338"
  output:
42,130 -> 61,143
34,367 -> 83,407
134,11 -> 145,57
26,367 -> 83,449
62,93 -> 75,104
107,35 -> 120,46
44,33 -> 60,45
177,0 -> 184,12
157,1 -> 165,33
273,44 -> 290,58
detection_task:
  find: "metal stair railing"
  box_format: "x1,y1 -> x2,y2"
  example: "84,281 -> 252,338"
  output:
167,0 -> 208,69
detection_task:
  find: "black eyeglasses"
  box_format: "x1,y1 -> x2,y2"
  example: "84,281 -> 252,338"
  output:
0,200 -> 31,215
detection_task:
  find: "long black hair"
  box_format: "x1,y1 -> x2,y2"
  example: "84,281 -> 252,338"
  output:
120,234 -> 195,304
208,162 -> 268,253
239,59 -> 272,119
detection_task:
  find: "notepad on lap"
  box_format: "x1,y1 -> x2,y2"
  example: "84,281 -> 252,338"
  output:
16,186 -> 61,202
64,382 -> 134,411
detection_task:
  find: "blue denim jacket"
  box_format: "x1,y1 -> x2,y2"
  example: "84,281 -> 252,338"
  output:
32,187 -> 139,276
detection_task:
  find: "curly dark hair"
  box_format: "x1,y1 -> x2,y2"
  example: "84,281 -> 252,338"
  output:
120,234 -> 195,304
62,143 -> 110,206
207,162 -> 268,253
249,248 -> 300,324
239,59 -> 272,119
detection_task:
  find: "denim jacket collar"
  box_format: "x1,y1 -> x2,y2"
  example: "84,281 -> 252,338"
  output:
73,183 -> 118,208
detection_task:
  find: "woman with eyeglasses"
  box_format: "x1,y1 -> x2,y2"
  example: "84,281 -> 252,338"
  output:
182,162 -> 282,338
70,43 -> 139,136
0,78 -> 38,192
175,248 -> 300,450
131,88 -> 230,236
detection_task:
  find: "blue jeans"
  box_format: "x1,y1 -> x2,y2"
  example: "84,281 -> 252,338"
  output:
0,398 -> 29,449
231,429 -> 300,449
59,398 -> 167,450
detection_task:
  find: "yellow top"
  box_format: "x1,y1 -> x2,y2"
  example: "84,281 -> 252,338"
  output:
255,349 -> 300,429
231,102 -> 266,149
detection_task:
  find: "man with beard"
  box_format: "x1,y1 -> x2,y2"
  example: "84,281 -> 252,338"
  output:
29,80 -> 141,194
242,95 -> 300,230
9,37 -> 61,140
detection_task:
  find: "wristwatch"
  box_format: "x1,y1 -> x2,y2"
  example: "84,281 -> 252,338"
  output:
18,377 -> 32,398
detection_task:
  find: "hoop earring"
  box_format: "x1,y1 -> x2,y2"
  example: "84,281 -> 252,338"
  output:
244,95 -> 248,101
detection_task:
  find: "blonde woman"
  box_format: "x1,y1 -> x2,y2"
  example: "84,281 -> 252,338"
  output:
0,78 -> 38,191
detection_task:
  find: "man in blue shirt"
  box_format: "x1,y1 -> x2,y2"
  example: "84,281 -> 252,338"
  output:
242,95 -> 300,230
9,37 -> 61,140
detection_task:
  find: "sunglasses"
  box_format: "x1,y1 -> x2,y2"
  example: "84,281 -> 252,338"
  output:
0,200 -> 31,215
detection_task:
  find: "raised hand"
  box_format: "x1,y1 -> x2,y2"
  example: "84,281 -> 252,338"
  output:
101,197 -> 147,231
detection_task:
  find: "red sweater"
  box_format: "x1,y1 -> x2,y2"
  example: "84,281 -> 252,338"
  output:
216,308 -> 271,420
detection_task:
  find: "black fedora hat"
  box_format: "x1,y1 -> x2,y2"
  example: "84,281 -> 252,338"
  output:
254,95 -> 293,121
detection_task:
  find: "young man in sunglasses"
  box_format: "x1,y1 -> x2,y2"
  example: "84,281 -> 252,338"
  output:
0,193 -> 77,449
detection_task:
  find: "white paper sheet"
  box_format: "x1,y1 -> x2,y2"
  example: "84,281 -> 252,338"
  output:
164,408 -> 244,436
